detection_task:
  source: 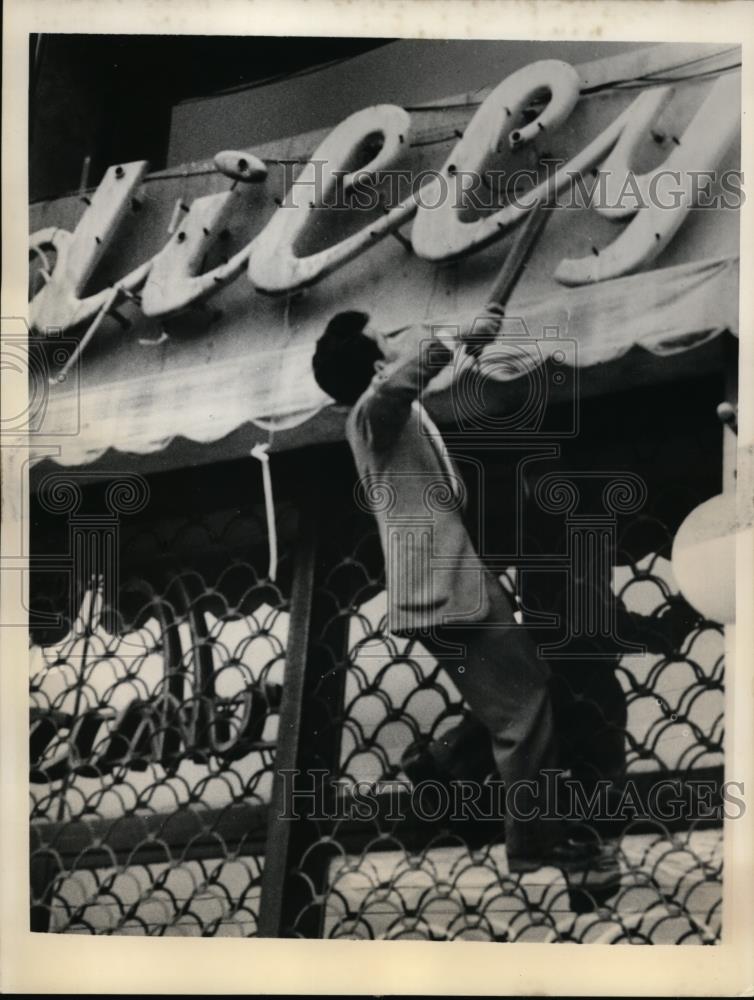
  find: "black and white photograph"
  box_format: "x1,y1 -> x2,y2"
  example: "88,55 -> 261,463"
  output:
2,0 -> 753,993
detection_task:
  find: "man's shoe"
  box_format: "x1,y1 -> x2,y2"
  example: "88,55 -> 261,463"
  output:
508,838 -> 622,913
508,836 -> 603,873
564,852 -> 623,914
401,716 -> 495,788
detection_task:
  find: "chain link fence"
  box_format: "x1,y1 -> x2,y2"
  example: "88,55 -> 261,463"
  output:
30,491 -> 291,936
29,384 -> 727,942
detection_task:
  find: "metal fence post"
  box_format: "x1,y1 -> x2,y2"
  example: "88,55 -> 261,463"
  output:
259,449 -> 355,938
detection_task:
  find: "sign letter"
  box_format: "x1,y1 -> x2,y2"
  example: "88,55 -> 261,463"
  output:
248,105 -> 414,294
30,162 -> 152,333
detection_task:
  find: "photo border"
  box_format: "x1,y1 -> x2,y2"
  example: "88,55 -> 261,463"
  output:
2,1 -> 753,994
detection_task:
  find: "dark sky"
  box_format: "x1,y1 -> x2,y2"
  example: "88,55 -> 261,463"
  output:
29,34 -> 638,200
29,35 -> 391,200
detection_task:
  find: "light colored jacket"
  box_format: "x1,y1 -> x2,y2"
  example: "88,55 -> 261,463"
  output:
346,325 -> 490,634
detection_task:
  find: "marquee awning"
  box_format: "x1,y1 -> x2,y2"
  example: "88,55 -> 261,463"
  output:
30,254 -> 738,472
26,42 -> 741,479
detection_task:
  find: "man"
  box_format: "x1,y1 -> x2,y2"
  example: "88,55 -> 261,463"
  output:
311,307 -> 619,882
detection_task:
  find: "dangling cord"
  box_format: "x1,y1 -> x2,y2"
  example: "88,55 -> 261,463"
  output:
251,442 -> 277,582
249,293 -> 294,582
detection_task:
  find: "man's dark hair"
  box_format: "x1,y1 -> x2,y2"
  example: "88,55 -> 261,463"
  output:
312,310 -> 384,406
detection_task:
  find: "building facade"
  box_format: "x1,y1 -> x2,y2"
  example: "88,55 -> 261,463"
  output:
27,38 -> 740,941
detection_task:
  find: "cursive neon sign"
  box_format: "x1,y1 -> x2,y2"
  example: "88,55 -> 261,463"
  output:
29,61 -> 740,335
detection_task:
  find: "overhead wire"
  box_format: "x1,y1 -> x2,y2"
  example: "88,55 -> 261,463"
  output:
180,50 -> 381,102
581,61 -> 741,95
35,49 -> 742,200
146,57 -> 743,176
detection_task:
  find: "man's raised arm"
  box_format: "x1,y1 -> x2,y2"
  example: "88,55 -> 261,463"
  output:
355,306 -> 504,451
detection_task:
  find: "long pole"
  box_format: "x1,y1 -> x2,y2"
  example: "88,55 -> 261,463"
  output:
486,201 -> 553,309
